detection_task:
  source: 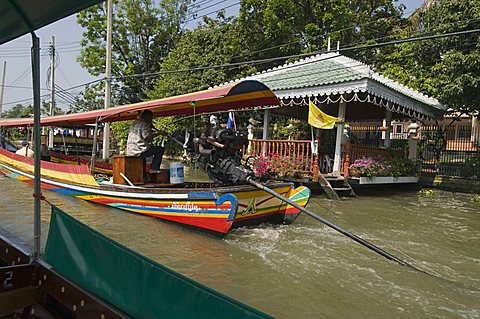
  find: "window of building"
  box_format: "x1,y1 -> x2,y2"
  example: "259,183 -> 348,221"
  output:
396,124 -> 403,134
457,127 -> 471,139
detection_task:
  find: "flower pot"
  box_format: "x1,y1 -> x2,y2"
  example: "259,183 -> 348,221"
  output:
349,169 -> 361,177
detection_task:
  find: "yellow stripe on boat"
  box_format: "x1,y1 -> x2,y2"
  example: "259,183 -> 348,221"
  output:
0,151 -> 98,187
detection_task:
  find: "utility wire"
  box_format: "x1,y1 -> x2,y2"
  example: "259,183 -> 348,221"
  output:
187,0 -> 216,10
2,78 -> 103,107
112,28 -> 480,81
233,16 -> 480,61
185,1 -> 240,23
3,27 -> 479,108
190,0 -> 228,14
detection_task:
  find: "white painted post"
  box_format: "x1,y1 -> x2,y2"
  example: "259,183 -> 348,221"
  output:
102,0 -> 113,161
472,115 -> 479,144
247,123 -> 254,154
384,108 -> 392,147
333,100 -> 346,173
407,122 -> 419,161
262,109 -> 270,155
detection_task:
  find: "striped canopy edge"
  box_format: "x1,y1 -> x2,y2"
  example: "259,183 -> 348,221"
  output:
0,80 -> 279,127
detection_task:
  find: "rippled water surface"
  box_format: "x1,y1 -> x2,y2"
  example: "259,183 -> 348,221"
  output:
0,174 -> 479,318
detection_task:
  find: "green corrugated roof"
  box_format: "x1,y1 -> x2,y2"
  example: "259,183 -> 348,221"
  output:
238,52 -> 445,117
259,58 -> 364,91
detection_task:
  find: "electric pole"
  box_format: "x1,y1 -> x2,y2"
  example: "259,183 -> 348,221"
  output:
0,61 -> 6,119
49,36 -> 55,149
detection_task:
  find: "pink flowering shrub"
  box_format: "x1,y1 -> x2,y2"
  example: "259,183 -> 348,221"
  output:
349,157 -> 392,179
253,153 -> 306,178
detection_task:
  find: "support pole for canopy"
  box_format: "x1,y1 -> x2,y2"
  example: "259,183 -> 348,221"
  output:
102,0 -> 113,161
90,121 -> 99,174
333,99 -> 346,173
262,109 -> 270,155
384,107 -> 392,148
31,34 -> 41,261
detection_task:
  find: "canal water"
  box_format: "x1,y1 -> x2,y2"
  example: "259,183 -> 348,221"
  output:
0,173 -> 479,318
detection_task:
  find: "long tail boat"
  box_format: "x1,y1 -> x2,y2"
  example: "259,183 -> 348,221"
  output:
0,80 -> 311,237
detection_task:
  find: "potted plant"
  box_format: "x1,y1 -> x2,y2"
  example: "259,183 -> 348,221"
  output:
253,154 -> 305,179
349,157 -> 391,179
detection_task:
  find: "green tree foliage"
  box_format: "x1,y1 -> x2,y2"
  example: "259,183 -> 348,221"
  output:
147,15 -> 253,99
77,0 -> 190,105
237,0 -> 404,66
377,0 -> 480,113
2,104 -> 35,118
1,102 -> 62,118
71,82 -> 105,112
110,120 -> 131,152
423,0 -> 480,113
146,15 -> 254,135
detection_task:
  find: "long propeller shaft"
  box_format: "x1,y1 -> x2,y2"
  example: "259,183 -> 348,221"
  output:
247,178 -> 420,269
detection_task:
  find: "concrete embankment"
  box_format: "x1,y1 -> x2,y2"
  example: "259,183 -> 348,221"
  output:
419,174 -> 480,194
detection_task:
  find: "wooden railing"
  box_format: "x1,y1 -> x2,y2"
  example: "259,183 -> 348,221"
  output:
342,142 -> 405,177
243,139 -> 407,179
243,139 -> 319,178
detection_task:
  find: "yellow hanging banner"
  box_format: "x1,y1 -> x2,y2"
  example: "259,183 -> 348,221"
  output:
308,100 -> 338,129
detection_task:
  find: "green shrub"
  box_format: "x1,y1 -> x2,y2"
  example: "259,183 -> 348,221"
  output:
462,156 -> 480,178
387,158 -> 417,178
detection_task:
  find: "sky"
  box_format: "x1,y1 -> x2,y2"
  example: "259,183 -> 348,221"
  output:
0,0 -> 424,112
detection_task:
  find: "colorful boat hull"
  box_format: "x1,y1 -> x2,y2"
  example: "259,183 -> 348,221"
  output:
0,149 -> 310,236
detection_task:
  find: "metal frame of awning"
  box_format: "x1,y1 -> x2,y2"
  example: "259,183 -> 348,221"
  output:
1,0 -> 105,260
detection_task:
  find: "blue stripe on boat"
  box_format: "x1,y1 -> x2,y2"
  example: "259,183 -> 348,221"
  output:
111,204 -> 229,214
187,192 -> 219,200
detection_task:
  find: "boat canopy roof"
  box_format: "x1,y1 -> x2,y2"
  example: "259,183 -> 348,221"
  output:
0,80 -> 278,128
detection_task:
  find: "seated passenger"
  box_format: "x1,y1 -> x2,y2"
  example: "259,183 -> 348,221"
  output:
15,140 -> 34,158
126,110 -> 164,181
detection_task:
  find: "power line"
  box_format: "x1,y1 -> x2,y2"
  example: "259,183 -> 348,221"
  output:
341,28 -> 480,52
190,0 -> 228,14
185,1 -> 240,23
4,27 -> 479,109
187,0 -> 216,10
2,84 -> 50,91
113,28 -> 480,81
186,0 -> 221,22
2,78 -> 103,107
4,54 -> 49,95
54,84 -> 78,103
234,15 -> 480,62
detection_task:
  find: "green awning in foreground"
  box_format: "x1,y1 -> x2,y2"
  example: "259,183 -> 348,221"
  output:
44,206 -> 272,319
0,0 -> 103,45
